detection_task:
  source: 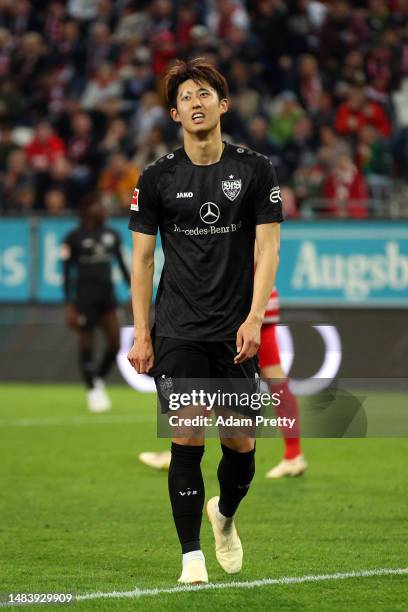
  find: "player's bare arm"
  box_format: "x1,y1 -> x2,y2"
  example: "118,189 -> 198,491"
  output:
127,231 -> 156,374
235,223 -> 280,364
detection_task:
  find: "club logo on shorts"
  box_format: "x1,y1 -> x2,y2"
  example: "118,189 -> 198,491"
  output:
269,187 -> 281,204
158,375 -> 173,399
199,202 -> 220,224
222,176 -> 242,202
130,188 -> 139,211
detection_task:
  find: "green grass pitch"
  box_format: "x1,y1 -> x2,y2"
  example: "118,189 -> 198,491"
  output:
1,384 -> 407,611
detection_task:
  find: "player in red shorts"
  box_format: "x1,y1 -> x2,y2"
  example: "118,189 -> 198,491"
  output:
260,288 -> 308,478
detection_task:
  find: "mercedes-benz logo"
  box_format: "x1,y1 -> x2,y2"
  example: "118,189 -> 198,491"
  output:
199,202 -> 220,224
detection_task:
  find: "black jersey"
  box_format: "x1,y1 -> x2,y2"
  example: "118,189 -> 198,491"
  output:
128,143 -> 283,341
62,225 -> 130,302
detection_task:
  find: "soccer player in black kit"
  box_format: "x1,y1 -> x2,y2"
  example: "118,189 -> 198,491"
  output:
128,59 -> 282,583
62,193 -> 130,412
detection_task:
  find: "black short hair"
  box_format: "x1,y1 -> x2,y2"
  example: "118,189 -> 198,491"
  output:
164,58 -> 229,109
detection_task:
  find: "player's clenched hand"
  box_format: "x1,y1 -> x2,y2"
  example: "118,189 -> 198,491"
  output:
65,303 -> 79,329
127,335 -> 154,374
234,318 -> 261,364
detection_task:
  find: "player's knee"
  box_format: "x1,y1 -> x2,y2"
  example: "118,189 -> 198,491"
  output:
220,438 -> 255,453
171,438 -> 205,449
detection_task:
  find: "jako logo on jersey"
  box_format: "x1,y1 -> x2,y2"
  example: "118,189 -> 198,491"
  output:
222,177 -> 242,201
130,188 -> 139,211
176,192 -> 193,198
270,187 -> 281,204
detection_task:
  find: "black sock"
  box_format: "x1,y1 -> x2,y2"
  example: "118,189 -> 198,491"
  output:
79,347 -> 95,389
96,348 -> 118,379
168,442 -> 205,553
218,444 -> 255,518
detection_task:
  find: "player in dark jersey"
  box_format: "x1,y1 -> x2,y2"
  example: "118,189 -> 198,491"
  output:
62,192 -> 130,412
127,59 -> 282,584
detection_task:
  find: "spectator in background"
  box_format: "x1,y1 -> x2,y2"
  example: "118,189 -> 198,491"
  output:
318,125 -> 350,164
0,79 -> 26,123
293,147 -> 331,209
25,121 -> 65,173
365,0 -> 391,42
334,86 -> 391,140
45,155 -> 77,207
98,152 -> 139,212
130,90 -> 166,146
0,27 -> 12,80
12,32 -> 48,100
324,153 -> 369,218
122,55 -> 154,104
5,0 -> 39,37
67,0 -> 98,22
132,126 -> 167,170
337,50 -> 367,90
81,62 -> 123,114
268,92 -> 305,146
0,148 -> 34,211
246,115 -> 281,160
44,187 -> 67,216
66,111 -> 97,191
356,124 -> 392,199
296,54 -> 323,114
114,3 -> 152,43
312,90 -> 336,130
85,21 -> 116,74
207,0 -> 249,38
51,19 -> 86,75
229,60 -> 261,121
8,184 -> 36,213
356,125 -> 392,176
151,29 -> 177,77
175,2 -> 197,52
319,1 -> 362,77
150,0 -> 174,35
43,1 -> 65,46
0,123 -> 18,170
281,116 -> 316,179
98,117 -> 131,162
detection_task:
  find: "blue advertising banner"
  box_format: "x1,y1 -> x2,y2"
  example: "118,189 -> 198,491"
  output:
277,221 -> 408,306
0,219 -> 31,301
1,219 -> 407,306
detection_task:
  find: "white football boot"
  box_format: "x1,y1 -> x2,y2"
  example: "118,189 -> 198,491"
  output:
206,496 -> 243,574
265,454 -> 308,479
94,378 -> 112,410
87,380 -> 111,413
178,559 -> 208,584
138,451 -> 171,471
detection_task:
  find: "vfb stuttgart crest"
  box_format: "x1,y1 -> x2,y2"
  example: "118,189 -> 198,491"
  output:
222,178 -> 242,202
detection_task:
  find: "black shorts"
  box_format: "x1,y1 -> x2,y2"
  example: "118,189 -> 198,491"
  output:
150,335 -> 260,415
75,291 -> 116,330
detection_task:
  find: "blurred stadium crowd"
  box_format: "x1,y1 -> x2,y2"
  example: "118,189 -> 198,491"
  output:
0,0 -> 408,218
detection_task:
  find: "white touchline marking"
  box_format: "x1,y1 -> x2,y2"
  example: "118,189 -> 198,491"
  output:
77,568 -> 408,602
0,415 -> 154,428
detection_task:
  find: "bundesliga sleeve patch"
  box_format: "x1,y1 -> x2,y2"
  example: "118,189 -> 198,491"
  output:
130,188 -> 139,211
